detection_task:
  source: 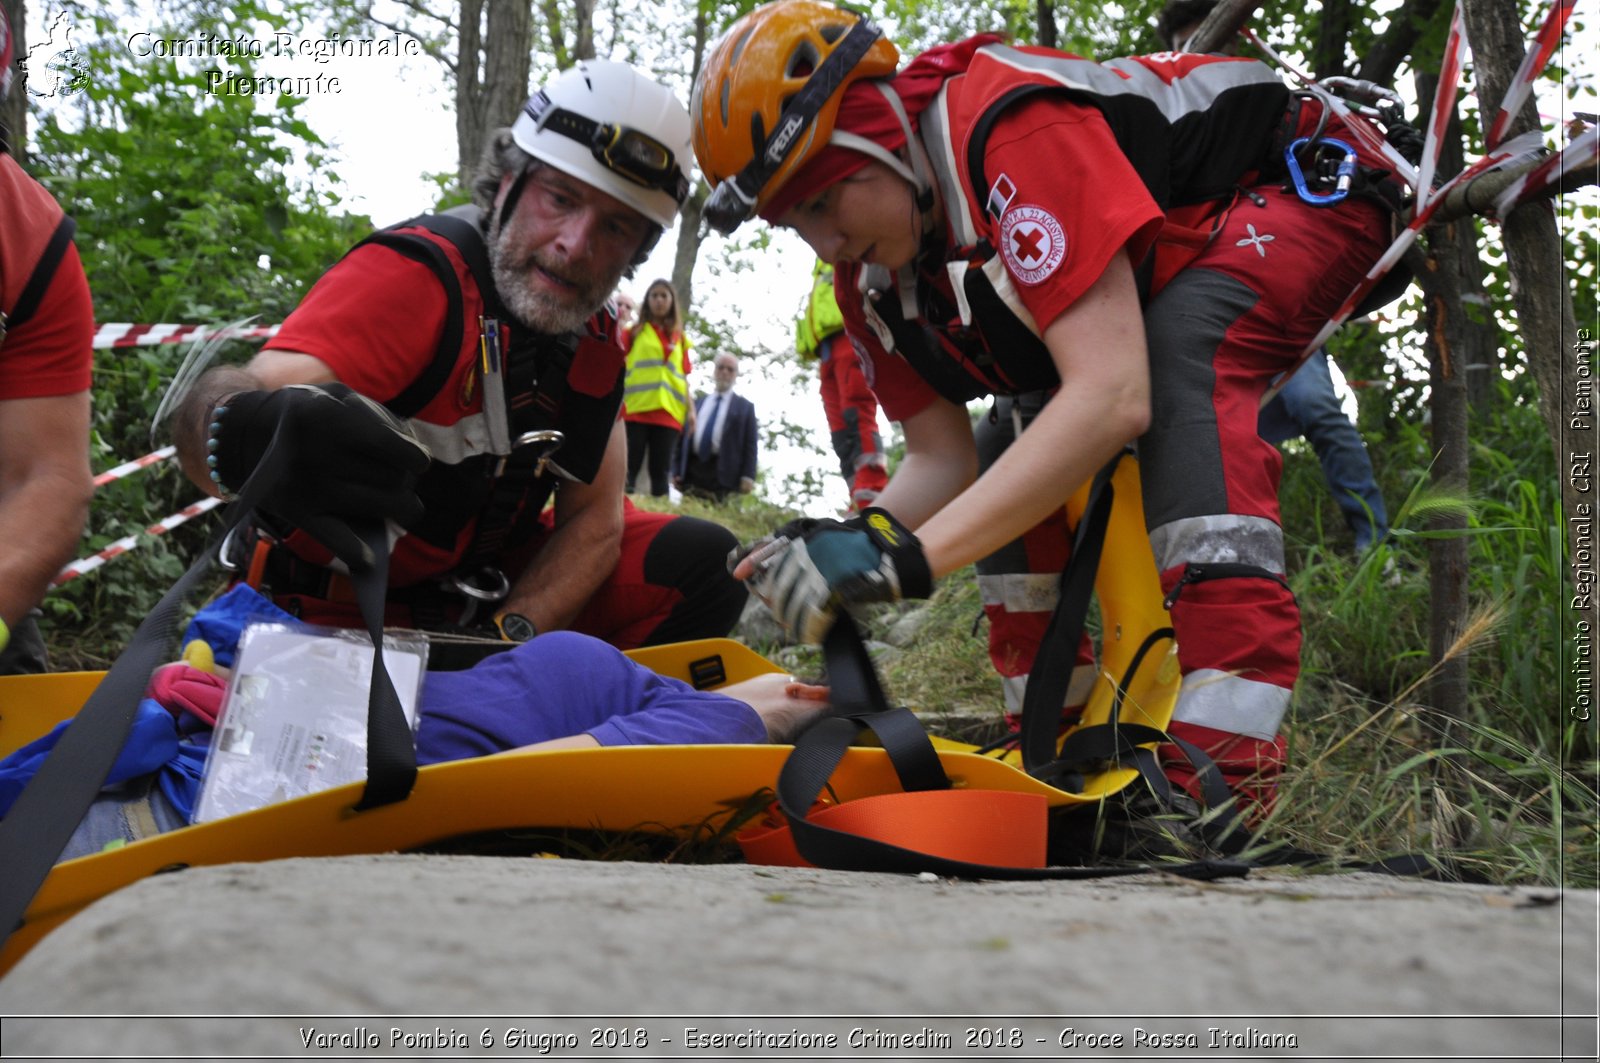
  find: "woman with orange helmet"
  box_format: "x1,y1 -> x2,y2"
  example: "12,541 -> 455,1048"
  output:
692,0 -> 1406,823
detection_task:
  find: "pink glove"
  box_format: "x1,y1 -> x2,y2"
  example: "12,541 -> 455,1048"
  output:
146,663 -> 228,727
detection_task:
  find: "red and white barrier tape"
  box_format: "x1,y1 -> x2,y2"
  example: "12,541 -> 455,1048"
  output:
92,322 -> 281,350
1419,4 -> 1469,211
94,445 -> 175,488
50,497 -> 222,588
1492,123 -> 1600,219
1486,0 -> 1577,150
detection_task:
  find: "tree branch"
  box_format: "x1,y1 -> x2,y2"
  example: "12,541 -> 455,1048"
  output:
386,0 -> 457,35
1356,0 -> 1445,87
1427,153 -> 1598,225
366,13 -> 456,73
1187,0 -> 1260,55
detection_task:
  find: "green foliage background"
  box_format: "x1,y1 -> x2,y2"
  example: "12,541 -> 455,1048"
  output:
25,2 -> 371,663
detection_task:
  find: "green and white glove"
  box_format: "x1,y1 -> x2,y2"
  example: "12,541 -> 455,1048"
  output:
738,508 -> 932,644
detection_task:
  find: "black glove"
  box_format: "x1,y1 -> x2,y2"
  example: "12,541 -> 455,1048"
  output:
1385,119 -> 1426,167
736,507 -> 932,644
210,383 -> 430,571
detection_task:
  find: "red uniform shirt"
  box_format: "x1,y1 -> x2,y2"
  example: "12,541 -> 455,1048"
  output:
0,155 -> 93,400
266,243 -> 457,407
264,233 -> 624,586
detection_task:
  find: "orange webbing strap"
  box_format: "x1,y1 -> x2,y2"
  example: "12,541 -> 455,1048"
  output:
738,789 -> 1048,869
750,614 -> 1248,882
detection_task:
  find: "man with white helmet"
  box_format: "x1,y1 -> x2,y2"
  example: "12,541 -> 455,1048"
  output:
174,61 -> 747,659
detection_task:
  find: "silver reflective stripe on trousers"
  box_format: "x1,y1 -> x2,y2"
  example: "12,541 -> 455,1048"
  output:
977,572 -> 1061,613
1002,664 -> 1098,715
1148,513 -> 1286,573
1170,668 -> 1290,739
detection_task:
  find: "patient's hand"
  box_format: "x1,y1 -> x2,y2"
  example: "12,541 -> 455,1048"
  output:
722,673 -> 831,743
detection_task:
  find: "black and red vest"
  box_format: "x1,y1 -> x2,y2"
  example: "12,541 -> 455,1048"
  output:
281,207 -> 625,587
852,45 -> 1295,405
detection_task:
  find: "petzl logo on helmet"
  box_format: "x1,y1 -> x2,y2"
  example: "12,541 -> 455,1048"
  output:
765,114 -> 806,166
866,512 -> 899,547
999,205 -> 1067,286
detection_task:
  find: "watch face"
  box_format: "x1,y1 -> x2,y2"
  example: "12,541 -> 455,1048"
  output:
499,613 -> 537,643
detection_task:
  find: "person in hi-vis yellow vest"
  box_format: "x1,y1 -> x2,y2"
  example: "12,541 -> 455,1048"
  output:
623,279 -> 695,496
795,259 -> 888,510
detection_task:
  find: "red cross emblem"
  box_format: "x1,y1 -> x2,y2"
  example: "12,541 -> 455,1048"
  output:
1011,224 -> 1046,265
998,205 -> 1067,285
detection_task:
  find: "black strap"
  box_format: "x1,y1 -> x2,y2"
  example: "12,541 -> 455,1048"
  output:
8,216 -> 77,331
365,210 -> 576,575
354,216 -> 481,421
1019,454 -> 1123,774
0,410 -> 415,944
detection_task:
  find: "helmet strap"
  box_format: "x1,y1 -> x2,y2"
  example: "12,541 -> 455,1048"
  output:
494,160 -> 536,237
827,81 -> 935,220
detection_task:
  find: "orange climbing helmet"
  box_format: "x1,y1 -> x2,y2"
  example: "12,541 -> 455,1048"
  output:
691,0 -> 900,233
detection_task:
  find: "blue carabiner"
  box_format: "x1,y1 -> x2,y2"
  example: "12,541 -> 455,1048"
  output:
1284,136 -> 1358,206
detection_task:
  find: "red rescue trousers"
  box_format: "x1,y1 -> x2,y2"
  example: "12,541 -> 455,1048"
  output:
817,332 -> 889,510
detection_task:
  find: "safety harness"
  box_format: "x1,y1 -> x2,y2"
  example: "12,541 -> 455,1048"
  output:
243,208 -> 622,626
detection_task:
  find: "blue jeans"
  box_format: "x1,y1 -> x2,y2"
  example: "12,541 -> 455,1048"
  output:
1259,351 -> 1389,551
58,773 -> 190,863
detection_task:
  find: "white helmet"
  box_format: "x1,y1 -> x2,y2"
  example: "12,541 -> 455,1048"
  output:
511,60 -> 693,230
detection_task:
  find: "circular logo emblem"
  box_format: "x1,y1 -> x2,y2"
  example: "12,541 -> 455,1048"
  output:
999,205 -> 1067,286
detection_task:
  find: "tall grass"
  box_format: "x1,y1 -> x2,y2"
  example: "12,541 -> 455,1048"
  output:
1272,408 -> 1595,886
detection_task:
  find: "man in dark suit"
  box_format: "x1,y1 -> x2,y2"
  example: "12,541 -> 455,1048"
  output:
675,353 -> 759,500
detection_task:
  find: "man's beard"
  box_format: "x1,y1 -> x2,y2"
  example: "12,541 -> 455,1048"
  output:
489,223 -> 621,334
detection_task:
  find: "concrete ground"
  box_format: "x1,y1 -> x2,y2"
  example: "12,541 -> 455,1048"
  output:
0,855 -> 1595,1060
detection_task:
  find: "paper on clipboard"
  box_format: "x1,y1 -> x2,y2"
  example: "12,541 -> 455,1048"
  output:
194,624 -> 428,823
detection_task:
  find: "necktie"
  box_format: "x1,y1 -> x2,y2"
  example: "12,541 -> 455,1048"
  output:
697,395 -> 718,462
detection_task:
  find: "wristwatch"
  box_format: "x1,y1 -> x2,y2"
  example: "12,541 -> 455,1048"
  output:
494,611 -> 538,643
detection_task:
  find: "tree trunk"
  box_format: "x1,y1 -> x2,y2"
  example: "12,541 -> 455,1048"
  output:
1457,238 -> 1498,418
1186,0 -> 1259,55
1310,0 -> 1352,79
455,0 -> 485,191
1458,0 -> 1595,648
1413,74 -> 1471,722
482,0 -> 533,125
454,0 -> 534,192
571,0 -> 596,61
669,2 -> 712,319
1420,231 -> 1471,722
1035,0 -> 1056,49
540,0 -> 568,69
2,0 -> 27,163
671,181 -> 707,315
